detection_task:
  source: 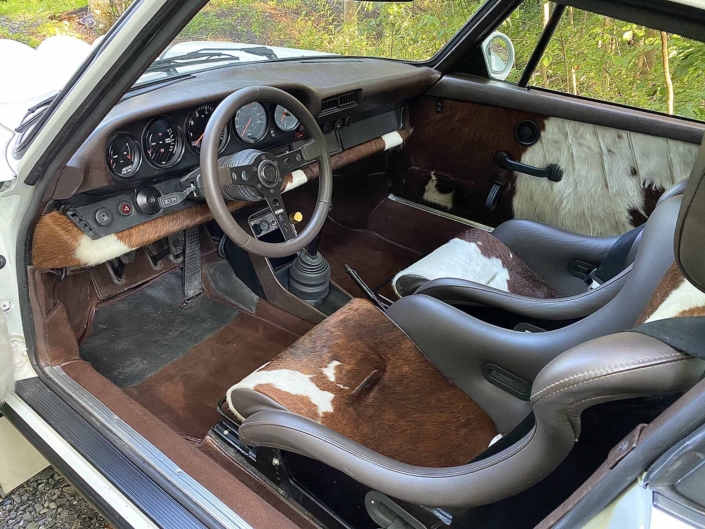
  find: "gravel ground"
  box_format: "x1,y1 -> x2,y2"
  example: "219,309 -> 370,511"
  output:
0,467 -> 110,529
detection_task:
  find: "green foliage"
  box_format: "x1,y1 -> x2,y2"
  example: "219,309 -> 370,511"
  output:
0,0 -> 89,47
180,0 -> 485,61
0,0 -> 703,120
500,1 -> 705,121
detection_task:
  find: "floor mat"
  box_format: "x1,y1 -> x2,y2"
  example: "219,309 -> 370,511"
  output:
318,219 -> 422,299
80,271 -> 239,387
123,311 -> 299,439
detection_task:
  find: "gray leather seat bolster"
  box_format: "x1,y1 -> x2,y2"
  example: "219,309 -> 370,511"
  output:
386,197 -> 682,428
658,179 -> 688,206
492,221 -> 624,296
676,136 -> 705,292
238,333 -> 702,508
414,267 -> 630,320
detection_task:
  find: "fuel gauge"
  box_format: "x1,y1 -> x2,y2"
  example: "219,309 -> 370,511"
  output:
107,133 -> 141,178
274,105 -> 299,132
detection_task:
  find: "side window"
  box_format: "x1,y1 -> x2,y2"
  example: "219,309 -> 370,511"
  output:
492,0 -> 705,121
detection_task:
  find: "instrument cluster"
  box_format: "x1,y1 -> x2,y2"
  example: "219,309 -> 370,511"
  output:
106,100 -> 302,180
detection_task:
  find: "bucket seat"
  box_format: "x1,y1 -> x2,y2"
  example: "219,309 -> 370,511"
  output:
392,180 -> 687,324
226,138 -> 705,508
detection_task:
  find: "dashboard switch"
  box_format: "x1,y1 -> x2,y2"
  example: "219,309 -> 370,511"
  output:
95,208 -> 113,227
135,186 -> 162,215
118,201 -> 133,216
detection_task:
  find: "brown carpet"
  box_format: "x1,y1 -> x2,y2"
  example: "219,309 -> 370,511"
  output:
318,218 -> 422,299
123,310 -> 299,440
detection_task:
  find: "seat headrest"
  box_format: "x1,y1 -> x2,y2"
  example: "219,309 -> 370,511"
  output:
675,135 -> 705,293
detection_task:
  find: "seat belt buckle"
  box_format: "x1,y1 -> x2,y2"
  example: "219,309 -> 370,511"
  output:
586,268 -> 603,290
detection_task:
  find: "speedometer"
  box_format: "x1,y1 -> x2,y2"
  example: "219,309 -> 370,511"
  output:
234,102 -> 268,144
274,105 -> 299,132
185,104 -> 228,153
143,117 -> 183,168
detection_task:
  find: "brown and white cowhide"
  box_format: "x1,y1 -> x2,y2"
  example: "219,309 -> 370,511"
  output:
636,263 -> 705,325
514,118 -> 699,237
391,227 -> 557,299
227,298 -> 497,467
396,98 -> 699,237
33,131 -> 408,270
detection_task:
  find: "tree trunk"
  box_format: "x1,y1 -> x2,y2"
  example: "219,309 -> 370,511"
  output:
540,1 -> 550,85
660,31 -> 675,115
343,0 -> 357,25
89,0 -> 130,31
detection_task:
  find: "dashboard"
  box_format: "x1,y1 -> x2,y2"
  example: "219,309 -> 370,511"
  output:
106,100 -> 305,181
47,58 -> 439,245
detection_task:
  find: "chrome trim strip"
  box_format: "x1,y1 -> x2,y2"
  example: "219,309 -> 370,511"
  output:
387,194 -> 494,232
44,365 -> 252,529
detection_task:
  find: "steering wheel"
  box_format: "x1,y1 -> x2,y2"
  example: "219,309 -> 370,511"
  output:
201,86 -> 332,258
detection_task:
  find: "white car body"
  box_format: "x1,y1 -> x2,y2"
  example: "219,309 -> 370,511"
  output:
0,2 -> 700,528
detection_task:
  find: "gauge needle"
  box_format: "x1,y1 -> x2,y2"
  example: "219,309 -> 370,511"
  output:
243,117 -> 252,135
193,133 -> 204,146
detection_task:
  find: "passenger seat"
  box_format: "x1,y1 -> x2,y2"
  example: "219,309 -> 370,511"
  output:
392,180 -> 688,322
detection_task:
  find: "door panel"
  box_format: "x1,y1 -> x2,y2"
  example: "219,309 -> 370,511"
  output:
391,78 -> 703,236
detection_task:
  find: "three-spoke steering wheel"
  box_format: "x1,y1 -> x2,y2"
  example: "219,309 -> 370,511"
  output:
200,86 -> 332,258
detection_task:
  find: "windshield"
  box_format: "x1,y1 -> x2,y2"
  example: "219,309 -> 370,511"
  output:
136,0 -> 487,85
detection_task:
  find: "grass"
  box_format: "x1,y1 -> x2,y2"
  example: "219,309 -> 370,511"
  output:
0,0 -> 95,47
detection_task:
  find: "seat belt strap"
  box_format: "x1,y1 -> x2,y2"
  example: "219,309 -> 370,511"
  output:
630,316 -> 705,359
588,224 -> 645,287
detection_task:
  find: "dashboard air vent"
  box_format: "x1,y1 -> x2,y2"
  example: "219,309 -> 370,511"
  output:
319,91 -> 358,116
338,91 -> 357,107
320,97 -> 339,114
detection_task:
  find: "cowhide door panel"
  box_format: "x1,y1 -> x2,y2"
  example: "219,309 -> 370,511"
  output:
392,97 -> 699,236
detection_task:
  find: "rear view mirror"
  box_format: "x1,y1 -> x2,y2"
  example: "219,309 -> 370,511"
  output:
482,32 -> 515,81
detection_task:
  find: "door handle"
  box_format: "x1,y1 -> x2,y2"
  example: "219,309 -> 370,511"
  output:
495,151 -> 563,182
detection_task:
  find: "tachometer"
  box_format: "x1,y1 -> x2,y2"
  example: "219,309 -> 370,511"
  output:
185,104 -> 228,153
107,133 -> 141,178
143,117 -> 183,168
273,105 -> 299,132
234,102 -> 268,144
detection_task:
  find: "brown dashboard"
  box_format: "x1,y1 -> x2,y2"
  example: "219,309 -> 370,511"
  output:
34,58 -> 436,269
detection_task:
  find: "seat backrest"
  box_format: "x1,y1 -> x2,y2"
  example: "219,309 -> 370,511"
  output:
527,135 -> 705,498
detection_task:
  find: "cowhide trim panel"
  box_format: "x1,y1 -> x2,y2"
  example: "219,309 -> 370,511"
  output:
514,118 -> 699,237
281,129 -> 409,191
394,98 -> 698,236
228,298 -> 497,467
34,132 -> 408,269
393,98 -> 539,227
32,201 -> 246,269
392,227 -> 557,299
637,263 -> 705,325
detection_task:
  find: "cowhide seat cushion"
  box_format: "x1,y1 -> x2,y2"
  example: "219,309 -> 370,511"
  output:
636,263 -> 705,324
392,227 -> 557,299
227,298 -> 497,467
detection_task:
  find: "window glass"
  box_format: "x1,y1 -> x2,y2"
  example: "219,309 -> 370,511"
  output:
175,0 -> 487,63
497,0 -> 705,121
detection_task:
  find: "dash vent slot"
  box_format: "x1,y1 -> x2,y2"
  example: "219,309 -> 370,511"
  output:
319,91 -> 358,116
338,91 -> 357,107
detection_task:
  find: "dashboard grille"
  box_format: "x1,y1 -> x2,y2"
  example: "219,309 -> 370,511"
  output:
319,91 -> 358,116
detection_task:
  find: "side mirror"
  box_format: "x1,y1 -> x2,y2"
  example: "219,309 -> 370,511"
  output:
482,31 -> 515,81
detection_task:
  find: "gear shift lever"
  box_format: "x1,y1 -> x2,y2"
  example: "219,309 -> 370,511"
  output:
288,228 -> 331,306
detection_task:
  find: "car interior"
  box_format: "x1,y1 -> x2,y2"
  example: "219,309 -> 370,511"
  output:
20,0 -> 705,528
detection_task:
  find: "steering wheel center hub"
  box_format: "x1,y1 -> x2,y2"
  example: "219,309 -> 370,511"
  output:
258,159 -> 280,188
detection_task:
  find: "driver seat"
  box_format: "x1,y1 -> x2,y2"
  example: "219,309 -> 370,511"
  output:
226,138 -> 705,508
